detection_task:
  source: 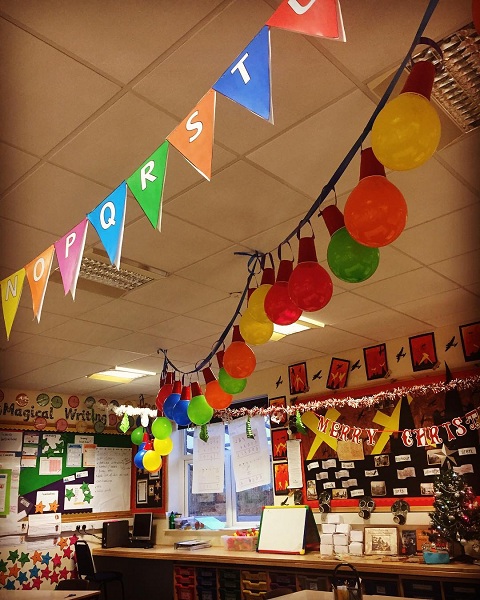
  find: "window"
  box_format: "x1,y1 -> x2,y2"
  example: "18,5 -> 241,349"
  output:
171,411 -> 274,529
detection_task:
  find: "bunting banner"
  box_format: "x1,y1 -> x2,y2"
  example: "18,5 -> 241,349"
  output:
127,141 -> 169,231
266,0 -> 346,41
1,268 -> 26,340
167,90 -> 216,181
87,182 -> 127,269
54,219 -> 89,300
25,245 -> 55,322
213,26 -> 273,123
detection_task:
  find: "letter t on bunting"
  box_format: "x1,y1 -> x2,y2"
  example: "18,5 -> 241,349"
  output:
167,90 -> 216,181
127,141 -> 169,231
213,26 -> 273,123
267,0 -> 346,41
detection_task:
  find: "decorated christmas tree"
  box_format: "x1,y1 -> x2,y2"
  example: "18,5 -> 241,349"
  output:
429,469 -> 480,560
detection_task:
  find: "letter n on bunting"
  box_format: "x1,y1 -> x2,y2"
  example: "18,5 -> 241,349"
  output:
167,90 -> 216,181
1,268 -> 26,340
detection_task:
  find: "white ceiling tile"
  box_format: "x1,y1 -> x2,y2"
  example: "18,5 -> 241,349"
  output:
282,326 -> 375,354
41,282 -> 116,318
105,332 -> 172,355
186,296 -> 244,327
439,130 -> 480,192
339,309 -> 429,341
43,319 -> 130,346
430,250 -> 480,286
8,334 -> 93,360
0,218 -> 57,272
79,299 -> 175,330
144,315 -> 222,344
0,142 -> 39,193
69,347 -> 147,366
0,349 -> 59,383
310,292 -> 381,325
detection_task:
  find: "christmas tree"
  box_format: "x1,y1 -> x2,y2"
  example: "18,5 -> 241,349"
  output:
429,469 -> 480,559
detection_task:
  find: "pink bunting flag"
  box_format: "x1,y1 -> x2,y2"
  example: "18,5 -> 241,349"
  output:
267,0 -> 346,41
54,219 -> 89,300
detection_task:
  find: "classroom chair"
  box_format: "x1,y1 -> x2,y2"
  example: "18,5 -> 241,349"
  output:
56,578 -> 91,590
263,588 -> 295,598
74,539 -> 125,600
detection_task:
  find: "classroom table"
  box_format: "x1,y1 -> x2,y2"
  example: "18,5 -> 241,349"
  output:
0,591 -> 99,599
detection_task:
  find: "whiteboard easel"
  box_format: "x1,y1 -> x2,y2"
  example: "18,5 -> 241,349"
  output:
257,505 -> 319,554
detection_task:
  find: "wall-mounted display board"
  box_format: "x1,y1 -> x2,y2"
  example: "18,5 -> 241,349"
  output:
131,457 -> 166,515
298,372 -> 480,509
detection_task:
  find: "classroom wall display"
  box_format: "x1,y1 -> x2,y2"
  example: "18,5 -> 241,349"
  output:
326,358 -> 350,390
363,344 -> 389,381
289,362 -> 309,395
268,396 -> 288,429
409,332 -> 438,372
460,321 -> 480,362
132,457 -> 166,514
299,374 -> 480,508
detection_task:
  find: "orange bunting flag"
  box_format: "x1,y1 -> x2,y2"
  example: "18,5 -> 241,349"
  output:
25,245 -> 55,323
1,268 -> 26,340
267,0 -> 346,41
167,89 -> 216,181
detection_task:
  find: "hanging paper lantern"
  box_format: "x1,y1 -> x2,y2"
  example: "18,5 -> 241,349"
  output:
203,367 -> 233,409
288,235 -> 333,312
155,371 -> 175,411
162,380 -> 182,420
344,148 -> 408,247
143,450 -> 163,473
187,382 -> 214,425
151,416 -> 172,440
130,426 -> 144,445
239,310 -> 273,345
246,261 -> 275,324
153,436 -> 173,456
371,61 -> 441,171
172,385 -> 192,426
322,205 -> 379,283
216,351 -> 247,395
264,259 -> 302,325
223,326 -> 256,379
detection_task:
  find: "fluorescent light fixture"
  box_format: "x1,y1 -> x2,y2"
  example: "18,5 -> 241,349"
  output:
271,318 -> 325,340
88,366 -> 156,383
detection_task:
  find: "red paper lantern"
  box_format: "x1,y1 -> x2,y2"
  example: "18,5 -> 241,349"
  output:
223,325 -> 257,378
264,259 -> 302,325
344,148 -> 407,247
203,367 -> 233,410
288,236 -> 333,312
155,371 -> 174,412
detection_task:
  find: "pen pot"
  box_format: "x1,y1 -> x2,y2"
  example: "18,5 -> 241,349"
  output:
332,562 -> 363,600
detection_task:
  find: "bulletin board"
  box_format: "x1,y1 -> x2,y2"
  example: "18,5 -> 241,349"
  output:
3,429 -> 133,519
131,457 -> 166,515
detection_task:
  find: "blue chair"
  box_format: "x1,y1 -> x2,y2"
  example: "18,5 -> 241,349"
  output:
75,540 -> 124,600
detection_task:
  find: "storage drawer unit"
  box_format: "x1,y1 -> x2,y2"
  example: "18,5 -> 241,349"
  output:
443,581 -> 480,600
402,578 -> 442,600
363,577 -> 399,597
297,575 -> 329,591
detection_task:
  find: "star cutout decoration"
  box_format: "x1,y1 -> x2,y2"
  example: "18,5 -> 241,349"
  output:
45,446 -> 57,458
83,490 -> 93,503
8,564 -> 20,577
0,558 -> 8,572
18,571 -> 28,584
31,551 -> 42,564
50,570 -> 59,584
40,438 -> 49,451
59,567 -> 69,580
18,552 -> 30,567
49,500 -> 59,513
57,537 -> 69,550
22,582 -> 33,590
80,482 -> 90,493
439,444 -> 458,466
65,488 -> 75,501
35,501 -> 45,514
63,546 -> 73,559
41,566 -> 52,580
0,572 -> 6,586
155,481 -> 160,490
69,534 -> 78,546
41,552 -> 51,565
32,576 -> 42,590
54,441 -> 65,453
52,553 -> 62,568
5,579 -> 15,590
29,565 -> 40,578
8,549 -> 19,563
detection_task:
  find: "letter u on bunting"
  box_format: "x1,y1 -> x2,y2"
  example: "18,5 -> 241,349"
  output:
127,141 -> 169,231
167,89 -> 216,181
1,268 -> 26,340
266,0 -> 346,41
54,218 -> 89,300
87,182 -> 127,269
25,245 -> 55,322
213,26 -> 273,123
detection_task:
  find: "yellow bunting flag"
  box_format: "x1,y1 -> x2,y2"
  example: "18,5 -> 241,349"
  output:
25,245 -> 55,323
1,268 -> 26,340
167,89 -> 216,181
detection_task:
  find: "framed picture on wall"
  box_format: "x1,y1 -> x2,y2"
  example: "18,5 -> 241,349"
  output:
268,396 -> 288,429
363,343 -> 389,380
459,321 -> 480,362
271,428 -> 288,461
326,358 -> 350,390
409,332 -> 438,372
288,362 -> 308,395
273,462 -> 289,495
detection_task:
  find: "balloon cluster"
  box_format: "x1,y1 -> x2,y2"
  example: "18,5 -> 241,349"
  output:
131,416 -> 173,473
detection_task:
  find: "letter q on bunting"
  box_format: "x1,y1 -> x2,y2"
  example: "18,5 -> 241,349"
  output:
1,268 -> 26,340
25,245 -> 55,322
127,141 -> 169,231
167,89 -> 216,181
213,26 -> 273,123
87,182 -> 127,269
54,218 -> 89,300
266,0 -> 346,41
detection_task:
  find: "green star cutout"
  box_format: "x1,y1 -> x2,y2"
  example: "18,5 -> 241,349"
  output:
0,558 -> 7,572
83,490 -> 93,503
45,446 -> 59,458
65,488 -> 75,501
54,441 -> 65,453
18,552 -> 30,567
60,433 -> 69,443
8,550 -> 19,563
40,438 -> 49,451
80,482 -> 90,493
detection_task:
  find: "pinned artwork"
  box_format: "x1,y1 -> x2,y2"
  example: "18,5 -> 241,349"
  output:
409,332 -> 438,372
288,362 -> 309,395
268,396 -> 288,429
363,343 -> 389,381
459,321 -> 480,362
326,358 -> 350,390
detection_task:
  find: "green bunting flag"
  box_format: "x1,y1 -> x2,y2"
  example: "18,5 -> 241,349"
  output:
119,413 -> 130,433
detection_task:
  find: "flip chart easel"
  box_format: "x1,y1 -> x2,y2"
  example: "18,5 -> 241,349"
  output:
257,505 -> 319,554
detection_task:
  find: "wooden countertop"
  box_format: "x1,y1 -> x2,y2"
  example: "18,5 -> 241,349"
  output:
92,545 -> 480,581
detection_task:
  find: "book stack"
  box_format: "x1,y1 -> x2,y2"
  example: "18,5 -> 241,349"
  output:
174,539 -> 212,551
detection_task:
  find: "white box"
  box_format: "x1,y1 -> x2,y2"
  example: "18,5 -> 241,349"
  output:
320,533 -> 333,545
320,544 -> 333,556
326,514 -> 343,524
332,533 -> 348,545
321,523 -> 336,534
349,541 -> 364,555
350,529 -> 364,542
335,523 -> 351,535
333,544 -> 349,553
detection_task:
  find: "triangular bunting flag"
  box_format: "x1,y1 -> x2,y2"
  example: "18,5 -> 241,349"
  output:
54,219 -> 89,300
213,27 -> 273,122
87,182 -> 127,269
167,90 -> 216,181
25,245 -> 55,323
1,268 -> 26,340
266,0 -> 346,41
127,141 -> 169,231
